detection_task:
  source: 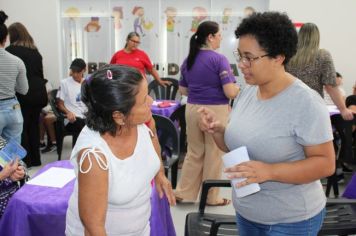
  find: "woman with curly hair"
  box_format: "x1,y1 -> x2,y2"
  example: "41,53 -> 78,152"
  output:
199,12 -> 335,235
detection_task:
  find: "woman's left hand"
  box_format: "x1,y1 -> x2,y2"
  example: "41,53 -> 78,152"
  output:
154,172 -> 176,205
9,165 -> 25,181
224,161 -> 272,188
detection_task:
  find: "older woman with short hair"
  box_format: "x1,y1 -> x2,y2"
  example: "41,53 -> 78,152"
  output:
65,64 -> 174,236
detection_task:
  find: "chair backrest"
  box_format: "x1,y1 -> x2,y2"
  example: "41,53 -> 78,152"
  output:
148,77 -> 179,100
346,95 -> 356,107
48,89 -> 80,160
331,114 -> 356,165
152,114 -> 180,168
169,104 -> 187,153
48,89 -> 64,120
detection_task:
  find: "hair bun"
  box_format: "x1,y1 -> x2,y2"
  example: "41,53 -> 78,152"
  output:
0,11 -> 8,25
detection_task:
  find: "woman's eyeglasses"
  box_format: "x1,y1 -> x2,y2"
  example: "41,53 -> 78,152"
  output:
233,51 -> 269,67
129,39 -> 141,44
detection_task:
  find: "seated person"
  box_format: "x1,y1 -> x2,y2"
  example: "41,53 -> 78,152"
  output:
342,84 -> 356,172
39,110 -> 57,153
57,58 -> 87,143
346,81 -> 356,112
0,136 -> 25,218
65,65 -> 175,235
39,82 -> 57,152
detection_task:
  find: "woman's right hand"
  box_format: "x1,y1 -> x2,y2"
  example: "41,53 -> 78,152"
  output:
0,159 -> 19,180
66,111 -> 77,123
197,107 -> 224,134
10,165 -> 25,181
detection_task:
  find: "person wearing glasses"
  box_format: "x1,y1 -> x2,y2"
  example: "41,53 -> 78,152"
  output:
110,32 -> 170,86
199,12 -> 334,235
174,21 -> 239,206
286,23 -> 353,121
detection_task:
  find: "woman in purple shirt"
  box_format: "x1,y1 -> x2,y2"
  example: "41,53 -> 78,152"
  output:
175,21 -> 239,206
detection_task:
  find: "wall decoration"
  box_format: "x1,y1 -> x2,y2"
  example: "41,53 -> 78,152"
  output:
60,0 -> 269,81
164,7 -> 177,32
190,7 -> 208,33
243,6 -> 256,18
112,7 -> 123,30
65,7 -> 80,18
84,17 -> 101,32
222,8 -> 232,31
132,6 -> 154,37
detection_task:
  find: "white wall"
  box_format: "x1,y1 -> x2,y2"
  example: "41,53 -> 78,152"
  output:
0,0 -> 62,88
270,0 -> 356,95
1,0 -> 355,94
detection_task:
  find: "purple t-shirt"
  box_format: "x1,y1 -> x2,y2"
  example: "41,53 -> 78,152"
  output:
179,50 -> 236,105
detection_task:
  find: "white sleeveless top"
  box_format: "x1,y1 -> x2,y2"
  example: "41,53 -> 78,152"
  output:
66,125 -> 160,236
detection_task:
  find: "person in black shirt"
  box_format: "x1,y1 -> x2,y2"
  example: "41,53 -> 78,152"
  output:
6,22 -> 48,167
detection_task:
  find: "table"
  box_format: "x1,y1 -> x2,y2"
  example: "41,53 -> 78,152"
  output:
151,100 -> 180,118
327,105 -> 340,116
343,173 -> 356,199
0,161 -> 176,236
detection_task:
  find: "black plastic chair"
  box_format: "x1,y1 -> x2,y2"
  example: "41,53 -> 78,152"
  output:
319,198 -> 356,235
346,95 -> 356,108
169,104 -> 187,154
152,114 -> 180,189
326,114 -> 356,197
185,180 -> 236,236
185,180 -> 356,236
148,77 -> 179,100
48,89 -> 79,160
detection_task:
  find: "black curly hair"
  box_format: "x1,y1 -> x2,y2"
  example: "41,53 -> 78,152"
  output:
234,11 -> 297,65
81,64 -> 143,136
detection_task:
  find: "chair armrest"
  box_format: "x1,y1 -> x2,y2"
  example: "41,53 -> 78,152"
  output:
210,218 -> 236,236
199,180 -> 231,214
49,100 -> 65,120
326,197 -> 356,205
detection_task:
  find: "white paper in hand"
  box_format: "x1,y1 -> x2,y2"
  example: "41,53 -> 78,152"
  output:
222,146 -> 260,198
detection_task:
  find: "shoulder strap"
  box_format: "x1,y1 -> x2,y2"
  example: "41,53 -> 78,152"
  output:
79,147 -> 108,173
142,123 -> 154,138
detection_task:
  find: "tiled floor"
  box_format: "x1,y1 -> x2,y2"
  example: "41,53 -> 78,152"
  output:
29,136 -> 350,236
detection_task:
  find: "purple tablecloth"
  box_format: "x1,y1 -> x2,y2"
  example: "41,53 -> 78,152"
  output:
327,105 -> 340,116
0,160 -> 176,236
151,100 -> 180,118
343,173 -> 356,199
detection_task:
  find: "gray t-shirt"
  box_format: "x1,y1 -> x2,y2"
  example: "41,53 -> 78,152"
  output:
225,79 -> 333,224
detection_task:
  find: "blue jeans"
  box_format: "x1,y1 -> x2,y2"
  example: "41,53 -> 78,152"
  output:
0,98 -> 23,143
236,208 -> 326,236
